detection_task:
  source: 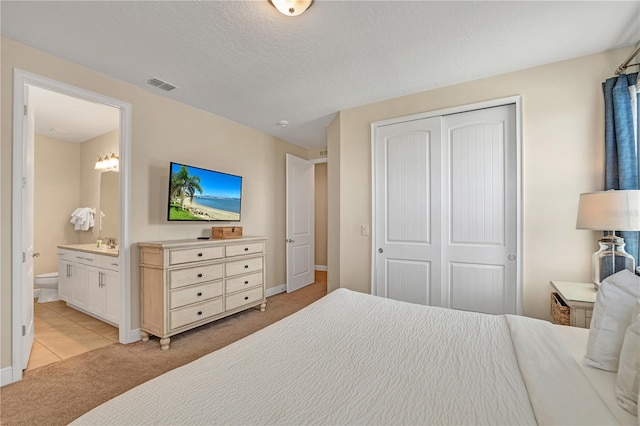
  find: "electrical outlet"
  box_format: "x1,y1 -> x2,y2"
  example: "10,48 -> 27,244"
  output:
361,224 -> 369,236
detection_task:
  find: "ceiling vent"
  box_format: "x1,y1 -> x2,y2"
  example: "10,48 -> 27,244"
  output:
146,77 -> 178,92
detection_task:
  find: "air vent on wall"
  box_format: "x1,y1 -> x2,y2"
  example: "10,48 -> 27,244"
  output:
147,77 -> 178,92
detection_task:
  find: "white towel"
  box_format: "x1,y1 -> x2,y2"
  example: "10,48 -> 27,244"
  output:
70,207 -> 95,231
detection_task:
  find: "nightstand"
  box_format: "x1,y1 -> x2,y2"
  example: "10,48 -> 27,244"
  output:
550,281 -> 597,328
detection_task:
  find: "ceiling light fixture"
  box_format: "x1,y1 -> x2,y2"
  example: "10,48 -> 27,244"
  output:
269,0 -> 313,17
278,120 -> 289,127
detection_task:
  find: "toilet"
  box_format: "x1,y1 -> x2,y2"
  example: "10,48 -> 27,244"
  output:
35,272 -> 59,303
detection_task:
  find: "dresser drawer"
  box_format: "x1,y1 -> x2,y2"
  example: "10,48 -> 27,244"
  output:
226,272 -> 263,294
171,281 -> 223,309
226,257 -> 263,277
225,242 -> 264,257
226,287 -> 264,311
169,264 -> 223,289
169,246 -> 224,265
170,298 -> 223,330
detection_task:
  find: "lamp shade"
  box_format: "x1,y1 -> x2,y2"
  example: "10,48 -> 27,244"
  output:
576,190 -> 640,231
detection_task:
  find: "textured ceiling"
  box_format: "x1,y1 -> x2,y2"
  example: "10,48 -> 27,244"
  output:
2,1 -> 639,149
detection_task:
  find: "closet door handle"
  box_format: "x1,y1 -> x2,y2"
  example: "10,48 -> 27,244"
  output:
197,273 -> 203,278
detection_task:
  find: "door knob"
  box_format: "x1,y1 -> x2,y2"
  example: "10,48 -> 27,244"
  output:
33,252 -> 40,257
378,248 -> 384,253
508,254 -> 516,261
286,239 -> 296,243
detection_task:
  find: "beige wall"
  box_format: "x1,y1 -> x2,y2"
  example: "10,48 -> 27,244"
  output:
327,114 -> 341,293
314,162 -> 327,267
1,37 -> 307,369
331,47 -> 632,321
34,135 -> 81,274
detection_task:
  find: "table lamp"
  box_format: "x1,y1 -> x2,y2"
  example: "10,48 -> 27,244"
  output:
576,190 -> 640,289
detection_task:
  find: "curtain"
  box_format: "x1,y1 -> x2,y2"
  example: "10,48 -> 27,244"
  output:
603,72 -> 639,266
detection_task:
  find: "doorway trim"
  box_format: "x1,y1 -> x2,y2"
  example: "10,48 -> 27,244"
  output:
11,69 -> 133,383
370,95 -> 523,315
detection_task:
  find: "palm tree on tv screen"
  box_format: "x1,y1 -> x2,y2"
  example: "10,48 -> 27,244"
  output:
170,165 -> 203,209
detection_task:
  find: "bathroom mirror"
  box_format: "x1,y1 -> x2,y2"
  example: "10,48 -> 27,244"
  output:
99,171 -> 119,242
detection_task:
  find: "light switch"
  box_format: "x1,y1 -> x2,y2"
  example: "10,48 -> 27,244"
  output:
361,224 -> 369,236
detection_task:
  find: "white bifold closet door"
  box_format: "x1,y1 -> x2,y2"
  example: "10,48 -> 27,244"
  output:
373,104 -> 517,314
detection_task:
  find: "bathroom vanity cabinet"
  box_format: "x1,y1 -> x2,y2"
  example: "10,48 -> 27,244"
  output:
58,245 -> 120,326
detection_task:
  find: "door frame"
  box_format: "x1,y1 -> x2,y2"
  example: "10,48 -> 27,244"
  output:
11,69 -> 134,383
370,96 -> 523,315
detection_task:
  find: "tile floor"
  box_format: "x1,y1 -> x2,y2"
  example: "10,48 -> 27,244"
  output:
27,300 -> 119,371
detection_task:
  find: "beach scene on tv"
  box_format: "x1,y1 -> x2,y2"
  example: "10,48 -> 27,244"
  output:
169,163 -> 242,221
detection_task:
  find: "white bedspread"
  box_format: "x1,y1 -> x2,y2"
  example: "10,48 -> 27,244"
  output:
74,289 -> 618,425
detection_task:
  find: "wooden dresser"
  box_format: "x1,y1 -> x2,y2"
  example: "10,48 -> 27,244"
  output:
139,236 -> 267,350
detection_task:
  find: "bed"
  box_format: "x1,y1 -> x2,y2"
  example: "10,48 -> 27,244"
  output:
73,288 -> 637,425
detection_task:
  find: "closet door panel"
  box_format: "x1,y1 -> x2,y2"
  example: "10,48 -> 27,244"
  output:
442,105 -> 517,314
373,117 -> 442,305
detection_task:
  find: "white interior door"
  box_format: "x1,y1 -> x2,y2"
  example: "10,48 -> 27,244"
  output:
21,96 -> 35,369
373,103 -> 519,314
286,154 -> 315,292
373,117 -> 442,305
442,105 -> 517,314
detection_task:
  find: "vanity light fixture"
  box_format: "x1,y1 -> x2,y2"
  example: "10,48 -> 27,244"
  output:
269,0 -> 313,16
95,153 -> 119,172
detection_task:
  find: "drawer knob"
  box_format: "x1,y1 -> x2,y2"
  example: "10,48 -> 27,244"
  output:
197,253 -> 203,257
244,280 -> 249,284
197,292 -> 203,296
197,273 -> 203,278
197,311 -> 203,315
244,247 -> 249,251
244,296 -> 249,300
244,265 -> 249,269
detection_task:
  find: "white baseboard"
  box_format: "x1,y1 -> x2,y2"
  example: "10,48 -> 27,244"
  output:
1,366 -> 15,387
266,285 -> 286,297
315,265 -> 327,271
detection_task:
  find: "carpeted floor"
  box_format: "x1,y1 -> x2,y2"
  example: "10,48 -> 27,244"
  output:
1,274 -> 327,425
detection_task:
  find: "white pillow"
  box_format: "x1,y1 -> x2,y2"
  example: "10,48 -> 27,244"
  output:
616,312 -> 639,416
583,269 -> 640,372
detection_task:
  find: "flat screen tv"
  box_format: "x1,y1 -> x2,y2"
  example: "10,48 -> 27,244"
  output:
168,162 -> 242,222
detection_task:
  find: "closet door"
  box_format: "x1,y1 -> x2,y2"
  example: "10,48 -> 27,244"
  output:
373,117 -> 442,305
372,103 -> 519,314
442,105 -> 517,314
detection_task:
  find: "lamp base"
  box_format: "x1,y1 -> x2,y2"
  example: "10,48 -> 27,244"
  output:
592,235 -> 635,289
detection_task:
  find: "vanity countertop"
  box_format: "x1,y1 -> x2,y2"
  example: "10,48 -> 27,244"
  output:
58,243 -> 119,257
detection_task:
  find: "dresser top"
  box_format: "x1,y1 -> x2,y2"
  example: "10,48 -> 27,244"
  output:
139,236 -> 267,249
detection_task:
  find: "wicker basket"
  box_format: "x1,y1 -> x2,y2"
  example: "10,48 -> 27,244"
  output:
551,292 -> 570,325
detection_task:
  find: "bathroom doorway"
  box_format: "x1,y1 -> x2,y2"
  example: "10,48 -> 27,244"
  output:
11,70 -> 133,383
28,86 -> 120,370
